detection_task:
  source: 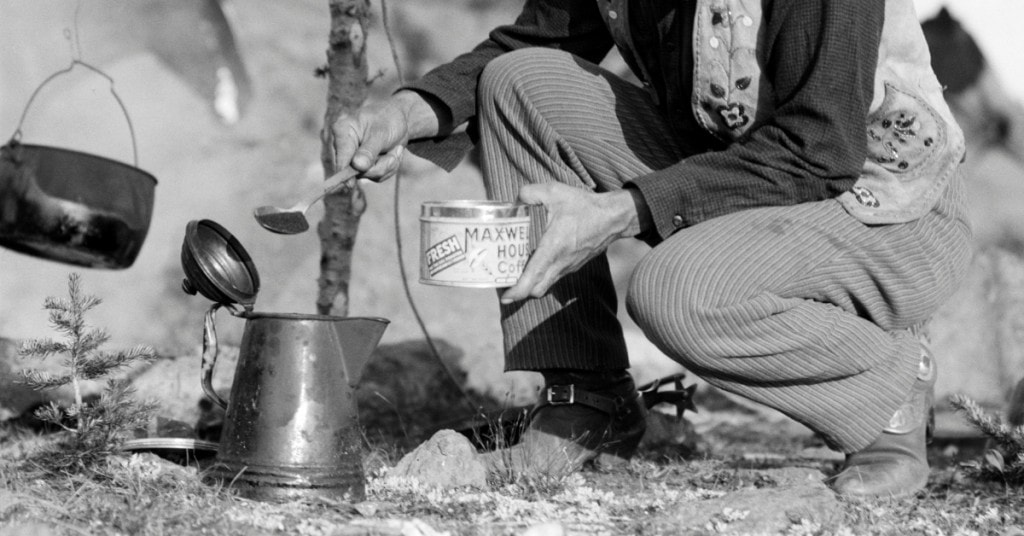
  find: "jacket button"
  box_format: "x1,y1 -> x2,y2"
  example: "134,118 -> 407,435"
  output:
672,215 -> 684,228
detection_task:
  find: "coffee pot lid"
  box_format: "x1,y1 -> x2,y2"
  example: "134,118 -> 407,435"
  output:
180,219 -> 260,310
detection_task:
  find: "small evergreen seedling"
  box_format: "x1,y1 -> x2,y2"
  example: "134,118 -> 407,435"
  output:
950,393 -> 1024,485
18,273 -> 158,470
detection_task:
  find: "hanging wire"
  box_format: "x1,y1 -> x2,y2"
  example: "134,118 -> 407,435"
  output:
71,0 -> 83,61
379,0 -> 479,414
12,59 -> 140,167
11,0 -> 139,166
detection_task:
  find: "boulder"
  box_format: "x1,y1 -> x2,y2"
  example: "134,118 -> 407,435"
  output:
932,246 -> 1024,414
0,337 -> 43,420
390,429 -> 489,490
127,346 -> 238,427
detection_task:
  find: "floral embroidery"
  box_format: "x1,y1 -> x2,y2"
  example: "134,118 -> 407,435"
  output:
711,8 -> 727,25
717,103 -> 749,129
865,84 -> 942,175
851,186 -> 880,208
694,0 -> 768,140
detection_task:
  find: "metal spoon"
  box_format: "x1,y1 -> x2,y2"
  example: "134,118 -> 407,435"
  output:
253,167 -> 360,234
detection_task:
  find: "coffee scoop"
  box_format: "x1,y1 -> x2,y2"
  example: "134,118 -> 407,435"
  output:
253,167 -> 360,234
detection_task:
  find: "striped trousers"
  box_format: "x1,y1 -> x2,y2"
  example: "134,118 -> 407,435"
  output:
477,49 -> 972,452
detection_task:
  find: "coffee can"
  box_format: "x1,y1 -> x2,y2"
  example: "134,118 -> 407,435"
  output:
419,201 -> 531,287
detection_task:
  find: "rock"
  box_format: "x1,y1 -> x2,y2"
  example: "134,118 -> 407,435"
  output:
652,467 -> 841,534
127,347 -> 237,428
0,337 -> 43,420
390,429 -> 488,489
932,247 -> 1024,412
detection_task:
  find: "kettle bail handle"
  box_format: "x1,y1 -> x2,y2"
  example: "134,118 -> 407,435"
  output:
201,303 -> 229,410
11,59 -> 139,167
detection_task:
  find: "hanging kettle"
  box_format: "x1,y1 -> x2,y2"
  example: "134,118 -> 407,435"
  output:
0,60 -> 157,269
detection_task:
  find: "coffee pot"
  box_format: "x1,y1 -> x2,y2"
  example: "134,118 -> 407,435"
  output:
180,219 -> 388,501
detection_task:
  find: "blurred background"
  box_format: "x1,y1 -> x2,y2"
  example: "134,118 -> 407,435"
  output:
1,0 -> 1023,424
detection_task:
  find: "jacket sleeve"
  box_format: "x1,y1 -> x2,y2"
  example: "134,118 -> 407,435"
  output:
629,0 -> 885,241
404,0 -> 615,171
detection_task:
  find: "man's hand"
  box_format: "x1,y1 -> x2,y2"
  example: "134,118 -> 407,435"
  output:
500,183 -> 642,304
325,90 -> 443,182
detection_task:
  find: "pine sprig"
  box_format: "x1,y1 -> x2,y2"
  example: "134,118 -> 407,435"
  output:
72,329 -> 112,355
33,401 -> 77,433
19,369 -> 75,390
77,346 -> 154,380
18,338 -> 67,360
950,393 -> 1024,484
950,394 -> 1024,452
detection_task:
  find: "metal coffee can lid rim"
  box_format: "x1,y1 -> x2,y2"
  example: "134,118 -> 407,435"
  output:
420,200 -> 530,220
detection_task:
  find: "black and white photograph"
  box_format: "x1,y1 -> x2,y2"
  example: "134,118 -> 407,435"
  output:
2,1 -> 1024,534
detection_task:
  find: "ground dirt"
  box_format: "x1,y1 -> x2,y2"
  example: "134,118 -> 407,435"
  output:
2,389 -> 1022,535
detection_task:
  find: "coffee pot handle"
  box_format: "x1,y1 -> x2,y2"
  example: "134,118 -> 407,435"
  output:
202,303 -> 229,410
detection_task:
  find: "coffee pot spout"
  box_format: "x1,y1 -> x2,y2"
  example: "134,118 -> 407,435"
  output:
335,317 -> 389,386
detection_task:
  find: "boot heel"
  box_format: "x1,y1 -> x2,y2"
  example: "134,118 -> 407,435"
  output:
594,400 -> 647,468
595,425 -> 645,468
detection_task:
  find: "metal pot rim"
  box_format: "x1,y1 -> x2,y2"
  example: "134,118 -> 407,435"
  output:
3,141 -> 158,186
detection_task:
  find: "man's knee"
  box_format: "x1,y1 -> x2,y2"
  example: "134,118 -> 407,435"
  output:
478,48 -> 572,103
626,245 -> 722,367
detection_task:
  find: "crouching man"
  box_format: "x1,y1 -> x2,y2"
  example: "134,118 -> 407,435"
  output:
327,0 -> 971,498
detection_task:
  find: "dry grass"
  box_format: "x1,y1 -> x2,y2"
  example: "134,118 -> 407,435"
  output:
4,405 -> 1024,536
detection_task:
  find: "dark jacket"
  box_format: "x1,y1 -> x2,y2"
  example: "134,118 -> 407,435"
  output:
406,0 -> 956,241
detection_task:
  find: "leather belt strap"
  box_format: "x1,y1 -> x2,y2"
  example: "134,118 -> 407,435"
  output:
534,384 -> 624,416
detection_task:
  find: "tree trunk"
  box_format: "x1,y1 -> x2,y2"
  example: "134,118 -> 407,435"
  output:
318,0 -> 371,316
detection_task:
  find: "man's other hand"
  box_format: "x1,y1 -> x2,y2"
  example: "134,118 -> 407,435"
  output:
500,183 -> 641,304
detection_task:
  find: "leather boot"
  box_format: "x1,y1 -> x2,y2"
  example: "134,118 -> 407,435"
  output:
481,369 -> 647,478
830,344 -> 936,498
